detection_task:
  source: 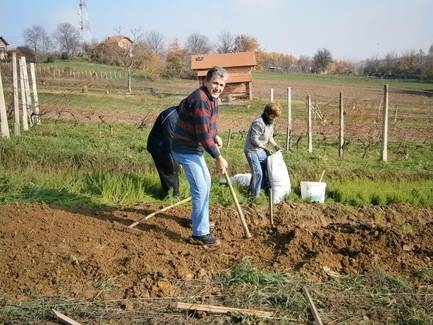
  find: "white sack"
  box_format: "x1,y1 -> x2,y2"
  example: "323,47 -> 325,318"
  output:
219,173 -> 252,187
230,173 -> 252,187
267,151 -> 291,204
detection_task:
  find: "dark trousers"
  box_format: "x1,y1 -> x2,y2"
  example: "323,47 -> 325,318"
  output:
150,152 -> 180,198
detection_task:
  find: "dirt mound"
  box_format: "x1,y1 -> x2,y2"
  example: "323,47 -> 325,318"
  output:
1,202 -> 432,301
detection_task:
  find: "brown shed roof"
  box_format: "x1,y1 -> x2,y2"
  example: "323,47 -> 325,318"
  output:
196,71 -> 252,83
191,51 -> 256,70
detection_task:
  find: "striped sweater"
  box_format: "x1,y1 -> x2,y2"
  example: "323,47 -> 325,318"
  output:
172,86 -> 220,158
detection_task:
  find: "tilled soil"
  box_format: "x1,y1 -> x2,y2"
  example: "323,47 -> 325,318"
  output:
1,202 -> 432,301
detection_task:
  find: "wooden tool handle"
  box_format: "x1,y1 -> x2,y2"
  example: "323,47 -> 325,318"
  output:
128,197 -> 192,229
224,170 -> 252,238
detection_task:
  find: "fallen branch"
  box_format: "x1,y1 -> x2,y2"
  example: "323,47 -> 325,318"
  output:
175,302 -> 273,318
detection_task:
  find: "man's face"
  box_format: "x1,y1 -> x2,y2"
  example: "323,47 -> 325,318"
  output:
204,75 -> 227,99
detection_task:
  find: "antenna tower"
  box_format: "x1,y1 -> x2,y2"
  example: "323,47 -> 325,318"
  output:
79,0 -> 91,42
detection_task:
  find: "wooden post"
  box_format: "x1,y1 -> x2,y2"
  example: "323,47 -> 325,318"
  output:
227,129 -> 232,148
30,63 -> 40,125
381,85 -> 389,162
307,95 -> 313,153
270,88 -> 274,102
12,52 -> 20,136
127,68 -> 132,94
303,287 -> 323,325
19,59 -> 29,131
394,105 -> 398,123
21,57 -> 33,127
285,87 -> 292,151
338,91 -> 344,157
0,69 -> 10,138
248,81 -> 253,100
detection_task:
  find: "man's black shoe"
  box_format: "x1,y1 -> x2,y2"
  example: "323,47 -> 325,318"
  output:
189,234 -> 221,246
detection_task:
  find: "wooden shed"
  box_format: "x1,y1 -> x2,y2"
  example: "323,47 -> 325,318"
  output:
0,37 -> 9,60
191,51 -> 256,100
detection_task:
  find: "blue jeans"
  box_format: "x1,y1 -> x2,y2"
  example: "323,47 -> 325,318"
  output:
172,152 -> 211,236
245,150 -> 268,198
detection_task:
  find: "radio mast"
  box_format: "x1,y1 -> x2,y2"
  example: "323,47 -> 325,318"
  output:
79,0 -> 91,42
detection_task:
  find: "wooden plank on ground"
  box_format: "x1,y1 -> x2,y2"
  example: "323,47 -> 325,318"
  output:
175,302 -> 273,318
52,309 -> 82,325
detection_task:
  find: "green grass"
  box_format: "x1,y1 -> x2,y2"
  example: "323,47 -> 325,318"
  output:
42,58 -> 125,73
327,180 -> 433,206
0,119 -> 432,207
216,259 -> 433,324
219,257 -> 290,287
254,70 -> 433,90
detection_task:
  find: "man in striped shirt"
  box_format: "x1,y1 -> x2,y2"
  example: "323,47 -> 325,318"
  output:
172,67 -> 228,246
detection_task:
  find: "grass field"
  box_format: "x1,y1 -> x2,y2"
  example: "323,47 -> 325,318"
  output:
254,70 -> 433,91
1,118 -> 432,207
1,59 -> 433,207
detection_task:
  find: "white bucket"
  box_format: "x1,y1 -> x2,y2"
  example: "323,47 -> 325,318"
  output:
300,181 -> 326,203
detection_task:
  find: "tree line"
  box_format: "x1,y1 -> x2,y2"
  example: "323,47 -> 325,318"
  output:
9,23 -> 433,81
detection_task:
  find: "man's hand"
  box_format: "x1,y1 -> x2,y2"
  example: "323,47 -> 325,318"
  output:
263,148 -> 272,156
215,155 -> 228,174
274,144 -> 281,152
215,135 -> 223,149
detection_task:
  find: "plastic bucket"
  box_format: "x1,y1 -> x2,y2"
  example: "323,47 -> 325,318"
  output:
300,181 -> 326,203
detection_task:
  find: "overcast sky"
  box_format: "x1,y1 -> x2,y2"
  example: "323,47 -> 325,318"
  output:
1,0 -> 432,61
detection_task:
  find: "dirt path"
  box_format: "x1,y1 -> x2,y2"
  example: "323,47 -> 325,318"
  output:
1,202 -> 431,301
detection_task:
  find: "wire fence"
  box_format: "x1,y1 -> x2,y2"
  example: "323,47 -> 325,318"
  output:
1,61 -> 433,150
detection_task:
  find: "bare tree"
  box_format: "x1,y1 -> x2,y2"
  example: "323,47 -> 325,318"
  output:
233,34 -> 260,52
114,26 -> 124,35
313,48 -> 332,73
53,23 -> 81,57
185,33 -> 212,55
296,56 -> 313,73
144,30 -> 165,56
23,25 -> 52,61
217,31 -> 235,53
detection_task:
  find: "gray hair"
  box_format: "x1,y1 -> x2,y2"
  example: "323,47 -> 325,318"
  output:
206,66 -> 229,81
